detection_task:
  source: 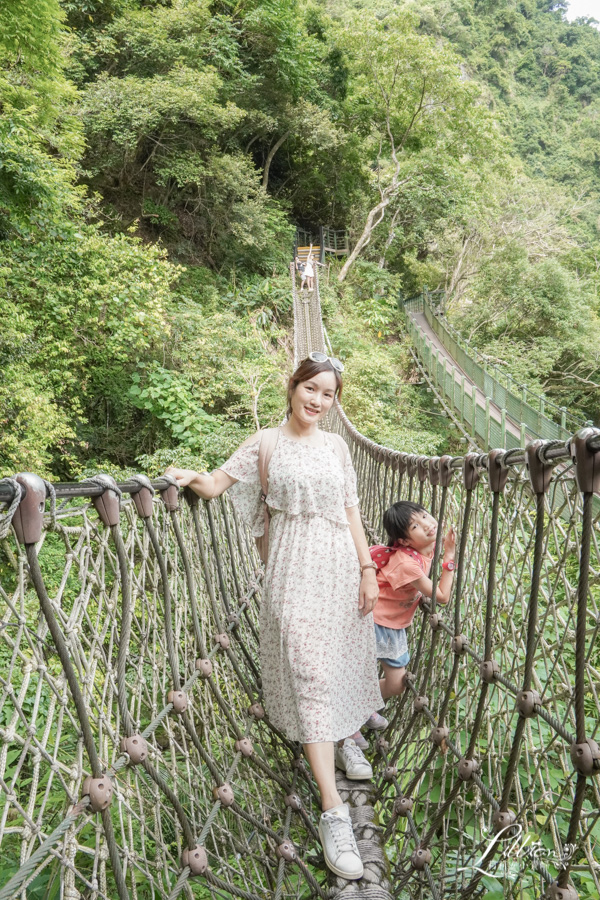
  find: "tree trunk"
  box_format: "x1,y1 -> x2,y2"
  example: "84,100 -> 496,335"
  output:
338,198 -> 390,282
378,206 -> 402,269
262,131 -> 291,191
338,170 -> 411,282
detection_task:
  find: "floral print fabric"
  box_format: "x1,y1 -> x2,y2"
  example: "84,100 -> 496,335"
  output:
220,431 -> 382,743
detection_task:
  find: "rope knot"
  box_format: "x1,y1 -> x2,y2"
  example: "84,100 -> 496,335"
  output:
0,478 -> 22,540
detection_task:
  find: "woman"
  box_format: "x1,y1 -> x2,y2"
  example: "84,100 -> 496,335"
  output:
166,355 -> 382,880
303,251 -> 315,291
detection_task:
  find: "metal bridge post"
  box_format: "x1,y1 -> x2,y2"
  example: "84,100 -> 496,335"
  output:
560,406 -> 567,431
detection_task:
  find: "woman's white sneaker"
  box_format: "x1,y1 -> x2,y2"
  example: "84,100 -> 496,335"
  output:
335,739 -> 373,780
319,804 -> 363,879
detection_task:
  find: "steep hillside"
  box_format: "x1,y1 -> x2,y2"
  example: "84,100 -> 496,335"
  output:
1,0 -> 597,480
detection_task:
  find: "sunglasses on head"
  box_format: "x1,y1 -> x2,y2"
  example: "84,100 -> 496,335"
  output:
308,351 -> 344,373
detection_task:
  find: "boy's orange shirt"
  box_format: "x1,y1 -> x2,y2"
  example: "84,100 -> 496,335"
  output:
373,548 -> 432,630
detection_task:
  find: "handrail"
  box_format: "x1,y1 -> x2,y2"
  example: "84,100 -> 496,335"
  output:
321,227 -> 349,255
299,262 -> 600,900
403,293 -> 587,444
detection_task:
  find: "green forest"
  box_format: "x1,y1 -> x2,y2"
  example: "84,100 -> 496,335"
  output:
1,0 -> 599,479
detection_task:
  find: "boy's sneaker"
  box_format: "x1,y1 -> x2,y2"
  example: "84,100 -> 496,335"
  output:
319,803 -> 363,880
364,712 -> 388,731
335,739 -> 373,780
350,730 -> 369,751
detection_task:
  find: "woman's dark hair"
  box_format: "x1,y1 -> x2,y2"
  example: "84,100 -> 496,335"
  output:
383,501 -> 427,547
286,357 -> 343,419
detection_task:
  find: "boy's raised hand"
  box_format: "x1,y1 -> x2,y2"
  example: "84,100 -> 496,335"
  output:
443,526 -> 456,559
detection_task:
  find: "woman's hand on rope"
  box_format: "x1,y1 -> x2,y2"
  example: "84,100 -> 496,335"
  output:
359,569 -> 378,616
165,467 -> 199,489
164,466 -> 236,500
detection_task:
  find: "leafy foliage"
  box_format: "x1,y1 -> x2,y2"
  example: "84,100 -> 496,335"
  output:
321,268 -> 455,454
407,0 -> 600,420
1,0 -> 599,478
0,230 -> 178,475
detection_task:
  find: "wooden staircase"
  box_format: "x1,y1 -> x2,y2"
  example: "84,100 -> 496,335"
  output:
294,227 -> 349,264
296,245 -> 320,265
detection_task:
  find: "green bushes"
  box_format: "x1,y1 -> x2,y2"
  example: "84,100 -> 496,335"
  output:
0,230 -> 179,476
322,270 -> 457,455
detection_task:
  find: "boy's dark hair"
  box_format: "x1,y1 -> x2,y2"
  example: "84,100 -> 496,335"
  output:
383,501 -> 427,547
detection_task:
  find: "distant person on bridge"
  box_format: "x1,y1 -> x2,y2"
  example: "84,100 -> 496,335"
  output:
165,354 -> 383,881
294,254 -> 304,287
303,251 -> 314,291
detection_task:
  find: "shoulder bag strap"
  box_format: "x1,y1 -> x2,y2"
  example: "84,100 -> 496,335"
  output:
258,427 -> 280,501
327,431 -> 348,467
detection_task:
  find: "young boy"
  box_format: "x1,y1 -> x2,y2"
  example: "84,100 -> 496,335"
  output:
354,501 -> 456,743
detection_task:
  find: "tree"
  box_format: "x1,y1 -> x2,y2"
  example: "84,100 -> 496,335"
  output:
0,0 -> 83,238
335,8 -> 498,281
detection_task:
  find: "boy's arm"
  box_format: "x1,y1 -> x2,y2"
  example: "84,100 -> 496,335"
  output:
410,569 -> 454,605
411,526 -> 456,604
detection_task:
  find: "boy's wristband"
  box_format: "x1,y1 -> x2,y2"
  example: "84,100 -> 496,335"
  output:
442,560 -> 456,571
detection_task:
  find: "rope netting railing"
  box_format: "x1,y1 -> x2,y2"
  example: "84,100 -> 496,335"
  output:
328,408 -> 600,900
300,267 -> 600,899
0,264 -> 598,900
0,475 -> 328,900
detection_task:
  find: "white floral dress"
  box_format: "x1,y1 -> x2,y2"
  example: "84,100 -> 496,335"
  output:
220,431 -> 383,743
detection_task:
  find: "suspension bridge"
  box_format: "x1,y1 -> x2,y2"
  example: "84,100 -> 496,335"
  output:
403,292 -> 584,451
0,262 -> 598,900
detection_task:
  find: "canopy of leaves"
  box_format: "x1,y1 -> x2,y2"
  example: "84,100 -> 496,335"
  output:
1,0 -> 598,479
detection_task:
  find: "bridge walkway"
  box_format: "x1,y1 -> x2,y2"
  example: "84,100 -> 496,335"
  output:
408,308 -> 524,447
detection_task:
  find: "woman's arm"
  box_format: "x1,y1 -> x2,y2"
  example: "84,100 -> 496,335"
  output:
165,432 -> 261,500
345,504 -> 378,616
164,467 -> 237,500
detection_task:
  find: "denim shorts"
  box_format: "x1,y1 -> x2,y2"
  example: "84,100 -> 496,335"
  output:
374,623 -> 411,668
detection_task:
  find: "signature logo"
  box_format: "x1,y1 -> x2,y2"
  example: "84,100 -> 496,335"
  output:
458,823 -> 575,880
